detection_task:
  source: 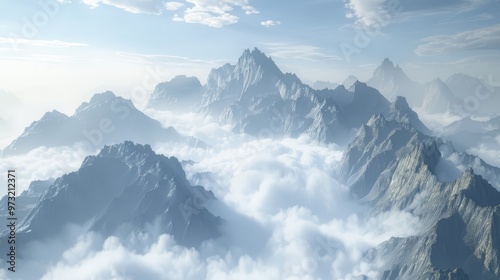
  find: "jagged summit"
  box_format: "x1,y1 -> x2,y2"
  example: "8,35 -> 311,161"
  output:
348,80 -> 367,90
342,75 -> 358,88
392,96 -> 410,109
237,47 -> 282,76
98,140 -> 154,158
376,58 -> 404,74
381,57 -> 395,68
42,110 -> 68,120
89,90 -> 116,103
9,141 -> 222,248
75,91 -> 133,116
199,48 -> 312,118
388,96 -> 433,135
368,58 -> 423,106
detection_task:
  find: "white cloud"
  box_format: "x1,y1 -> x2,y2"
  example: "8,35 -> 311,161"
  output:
261,20 -> 281,27
415,24 -> 500,56
41,234 -> 205,280
165,1 -> 184,11
343,0 -> 389,27
172,0 -> 259,28
0,144 -> 94,197
242,4 -> 258,15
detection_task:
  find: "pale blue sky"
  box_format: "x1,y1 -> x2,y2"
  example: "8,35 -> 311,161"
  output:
0,0 -> 499,115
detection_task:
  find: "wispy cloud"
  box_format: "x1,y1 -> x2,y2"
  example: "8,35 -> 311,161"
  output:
115,51 -> 227,67
0,37 -> 88,48
81,0 -> 165,15
344,0 -> 487,27
261,20 -> 281,27
415,24 -> 500,56
263,43 -> 342,62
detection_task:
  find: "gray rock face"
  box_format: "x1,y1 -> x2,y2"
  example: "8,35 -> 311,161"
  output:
6,141 -> 221,248
1,92 -> 205,155
146,75 -> 204,112
196,50 -> 431,146
0,178 -> 54,223
199,48 -> 302,118
338,114 -> 429,198
339,115 -> 500,279
386,96 -> 433,135
228,81 -> 395,145
366,146 -> 500,279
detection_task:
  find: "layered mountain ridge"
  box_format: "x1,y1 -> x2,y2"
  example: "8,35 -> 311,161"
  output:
1,91 -> 205,156
1,141 -> 222,248
1,47 -> 499,279
339,114 -> 500,279
148,49 -> 432,146
367,59 -> 500,117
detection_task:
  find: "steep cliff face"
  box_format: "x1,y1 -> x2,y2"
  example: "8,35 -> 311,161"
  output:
7,142 -> 222,248
338,114 -> 429,198
339,116 -> 500,279
191,50 -> 433,147
365,145 -> 500,279
0,178 -> 54,223
199,48 -> 297,118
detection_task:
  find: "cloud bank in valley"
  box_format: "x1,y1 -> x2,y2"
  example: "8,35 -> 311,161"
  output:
0,109 -> 424,279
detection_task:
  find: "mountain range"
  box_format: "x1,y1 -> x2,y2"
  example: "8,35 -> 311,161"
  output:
147,48 -> 431,145
2,141 -> 221,249
439,116 -> 500,152
1,92 -> 205,156
1,47 -> 499,279
339,114 -> 500,279
366,59 -> 500,117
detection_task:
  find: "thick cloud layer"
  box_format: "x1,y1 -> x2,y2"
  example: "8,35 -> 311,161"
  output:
0,144 -> 91,197
1,109 -> 423,279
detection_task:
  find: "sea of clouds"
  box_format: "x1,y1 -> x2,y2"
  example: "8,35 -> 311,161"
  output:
0,108 -> 430,280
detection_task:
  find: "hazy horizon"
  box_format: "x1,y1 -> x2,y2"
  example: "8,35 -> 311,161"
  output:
1,0 -> 500,117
